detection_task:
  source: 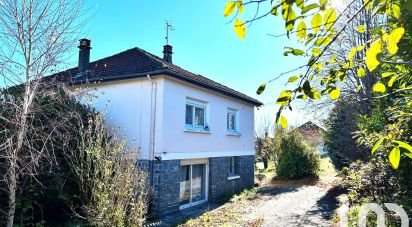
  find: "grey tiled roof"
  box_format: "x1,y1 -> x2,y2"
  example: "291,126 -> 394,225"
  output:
49,47 -> 262,106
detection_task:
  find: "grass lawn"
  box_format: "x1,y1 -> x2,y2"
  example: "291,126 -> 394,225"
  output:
256,156 -> 338,184
319,156 -> 338,179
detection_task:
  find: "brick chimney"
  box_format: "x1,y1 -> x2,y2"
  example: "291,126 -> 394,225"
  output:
78,38 -> 91,73
163,44 -> 173,63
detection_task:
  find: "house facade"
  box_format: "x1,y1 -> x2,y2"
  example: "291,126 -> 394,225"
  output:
53,39 -> 262,217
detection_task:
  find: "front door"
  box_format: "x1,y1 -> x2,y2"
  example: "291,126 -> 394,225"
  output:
179,162 -> 207,209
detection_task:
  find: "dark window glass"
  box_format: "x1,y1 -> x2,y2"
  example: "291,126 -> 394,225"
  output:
227,112 -> 236,131
180,165 -> 190,205
194,107 -> 205,126
229,157 -> 235,175
185,104 -> 193,125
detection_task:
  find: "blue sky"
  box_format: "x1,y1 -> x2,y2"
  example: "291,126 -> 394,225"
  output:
64,0 -> 317,127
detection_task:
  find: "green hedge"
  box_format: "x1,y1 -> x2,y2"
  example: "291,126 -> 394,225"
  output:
276,132 -> 320,180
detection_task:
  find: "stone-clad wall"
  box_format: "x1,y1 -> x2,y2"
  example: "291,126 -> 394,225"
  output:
208,155 -> 255,202
150,159 -> 181,218
148,155 -> 255,218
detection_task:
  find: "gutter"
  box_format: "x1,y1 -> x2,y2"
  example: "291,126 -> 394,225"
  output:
147,74 -> 157,186
162,69 -> 263,107
70,69 -> 263,107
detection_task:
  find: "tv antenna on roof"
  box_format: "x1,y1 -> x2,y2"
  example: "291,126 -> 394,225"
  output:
165,21 -> 175,45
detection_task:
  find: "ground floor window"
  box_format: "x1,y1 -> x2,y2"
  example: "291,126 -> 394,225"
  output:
179,161 -> 208,209
229,156 -> 236,176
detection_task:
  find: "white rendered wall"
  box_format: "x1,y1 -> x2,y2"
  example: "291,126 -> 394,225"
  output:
79,75 -> 256,161
80,77 -> 165,160
159,77 -> 255,160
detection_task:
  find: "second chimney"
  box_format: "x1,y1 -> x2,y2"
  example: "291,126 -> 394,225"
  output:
163,44 -> 173,63
78,38 -> 91,73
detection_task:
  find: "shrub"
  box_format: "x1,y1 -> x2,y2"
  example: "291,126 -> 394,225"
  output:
342,155 -> 412,226
275,132 -> 320,180
0,87 -> 149,226
64,114 -> 150,226
324,97 -> 369,169
67,114 -> 150,226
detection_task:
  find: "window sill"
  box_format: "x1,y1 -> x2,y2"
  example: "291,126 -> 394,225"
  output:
228,175 -> 240,180
184,129 -> 211,134
226,132 -> 241,136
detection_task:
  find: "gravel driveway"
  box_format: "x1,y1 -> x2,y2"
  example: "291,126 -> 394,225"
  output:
243,178 -> 342,227
156,178 -> 343,227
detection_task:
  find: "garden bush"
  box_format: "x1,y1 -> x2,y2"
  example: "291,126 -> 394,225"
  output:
324,98 -> 370,169
275,132 -> 320,180
342,155 -> 412,226
0,87 -> 149,226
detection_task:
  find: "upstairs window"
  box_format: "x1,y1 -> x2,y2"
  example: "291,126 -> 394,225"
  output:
227,109 -> 238,133
186,99 -> 207,130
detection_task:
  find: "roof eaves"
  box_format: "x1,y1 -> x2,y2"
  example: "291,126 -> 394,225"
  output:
162,69 -> 263,106
70,69 -> 167,85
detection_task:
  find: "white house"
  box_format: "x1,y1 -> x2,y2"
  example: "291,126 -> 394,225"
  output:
52,39 -> 262,217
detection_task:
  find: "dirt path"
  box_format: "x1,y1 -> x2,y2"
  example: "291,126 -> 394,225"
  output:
243,178 -> 342,227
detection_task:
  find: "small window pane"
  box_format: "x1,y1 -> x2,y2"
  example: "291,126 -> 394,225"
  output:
227,113 -> 230,129
191,164 -> 206,202
194,107 -> 205,126
227,112 -> 236,131
229,157 -> 235,175
180,165 -> 190,205
186,104 -> 193,125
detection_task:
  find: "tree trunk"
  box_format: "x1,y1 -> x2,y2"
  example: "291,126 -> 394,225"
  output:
6,88 -> 31,227
6,164 -> 16,227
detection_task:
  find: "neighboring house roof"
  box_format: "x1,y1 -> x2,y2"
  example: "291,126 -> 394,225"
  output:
49,47 -> 263,106
295,121 -> 326,134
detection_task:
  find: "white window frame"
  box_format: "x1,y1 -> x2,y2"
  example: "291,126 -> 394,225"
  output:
228,156 -> 240,180
227,108 -> 239,134
179,159 -> 209,210
185,98 -> 208,132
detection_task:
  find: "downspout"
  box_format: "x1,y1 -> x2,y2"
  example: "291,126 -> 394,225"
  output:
147,74 -> 157,186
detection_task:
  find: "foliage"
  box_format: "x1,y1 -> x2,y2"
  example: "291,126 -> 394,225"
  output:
342,155 -> 412,226
231,188 -> 259,202
0,88 -> 149,226
276,132 -> 320,180
223,0 -> 412,225
223,0 -> 412,168
256,126 -> 285,170
260,136 -> 274,169
0,0 -> 84,225
0,87 -> 89,225
66,114 -> 149,226
324,97 -> 369,168
342,159 -> 399,207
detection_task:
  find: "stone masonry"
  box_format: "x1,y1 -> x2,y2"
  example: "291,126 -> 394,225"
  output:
149,155 -> 255,218
208,155 -> 255,202
150,159 -> 181,218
